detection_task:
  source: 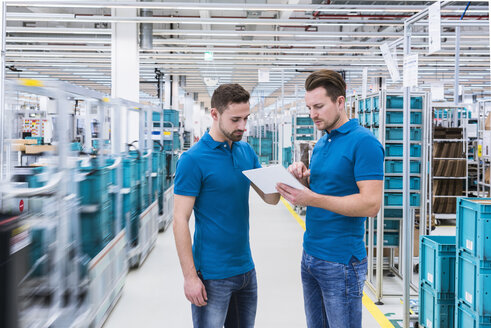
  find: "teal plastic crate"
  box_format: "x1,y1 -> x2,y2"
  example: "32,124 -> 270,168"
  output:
296,116 -> 313,125
366,231 -> 399,246
366,218 -> 400,230
79,166 -> 110,206
296,136 -> 314,141
296,127 -> 314,135
419,283 -> 455,328
386,95 -> 423,109
456,303 -> 491,328
384,176 -> 421,190
385,160 -> 421,174
373,112 -> 379,126
163,133 -> 181,151
258,155 -> 270,164
164,109 -> 179,127
365,112 -> 372,125
384,208 -> 403,218
456,251 -> 491,317
420,236 -> 456,296
373,96 -> 380,111
371,127 -> 379,139
282,147 -> 292,168
456,198 -> 491,261
384,192 -> 420,206
359,113 -> 365,126
365,98 -> 372,111
386,111 -> 423,125
358,100 -> 364,113
80,201 -> 112,258
386,127 -> 422,141
385,144 -> 421,157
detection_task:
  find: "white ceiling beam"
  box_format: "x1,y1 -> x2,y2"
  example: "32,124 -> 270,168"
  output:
5,1 -> 487,13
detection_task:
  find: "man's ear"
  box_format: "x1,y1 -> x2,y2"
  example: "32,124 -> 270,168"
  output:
337,96 -> 345,109
210,108 -> 220,121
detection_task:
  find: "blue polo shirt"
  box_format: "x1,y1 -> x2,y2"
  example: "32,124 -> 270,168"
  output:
305,119 -> 384,265
174,132 -> 261,280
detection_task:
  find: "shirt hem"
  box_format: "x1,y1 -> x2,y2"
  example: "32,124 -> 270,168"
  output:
355,175 -> 384,181
173,190 -> 200,197
200,263 -> 255,280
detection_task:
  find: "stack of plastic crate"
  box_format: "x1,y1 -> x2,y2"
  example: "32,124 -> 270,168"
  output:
455,198 -> 491,328
79,160 -> 112,258
419,235 -> 457,328
383,95 -> 423,215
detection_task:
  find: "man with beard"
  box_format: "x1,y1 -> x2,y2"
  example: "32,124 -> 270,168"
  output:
276,70 -> 384,328
173,83 -> 280,328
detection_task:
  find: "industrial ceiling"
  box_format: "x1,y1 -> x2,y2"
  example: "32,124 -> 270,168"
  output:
3,0 -> 490,111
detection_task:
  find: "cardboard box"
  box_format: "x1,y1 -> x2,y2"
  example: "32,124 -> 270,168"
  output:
9,138 -> 38,145
485,167 -> 490,184
11,144 -> 26,152
485,113 -> 491,130
24,145 -> 56,154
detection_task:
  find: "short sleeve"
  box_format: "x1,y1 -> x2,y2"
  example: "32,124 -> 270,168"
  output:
354,135 -> 384,181
174,152 -> 202,196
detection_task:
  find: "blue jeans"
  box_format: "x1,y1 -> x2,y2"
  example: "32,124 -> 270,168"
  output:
192,269 -> 257,328
301,251 -> 368,328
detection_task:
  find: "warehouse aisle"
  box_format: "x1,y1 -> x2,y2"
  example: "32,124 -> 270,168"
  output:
104,190 -> 382,328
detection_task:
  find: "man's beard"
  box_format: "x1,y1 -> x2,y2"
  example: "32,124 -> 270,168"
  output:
219,120 -> 243,142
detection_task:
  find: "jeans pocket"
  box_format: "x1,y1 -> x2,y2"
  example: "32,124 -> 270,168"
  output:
351,259 -> 368,297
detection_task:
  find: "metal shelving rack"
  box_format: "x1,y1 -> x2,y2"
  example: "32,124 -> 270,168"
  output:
476,100 -> 491,197
427,103 -> 470,226
361,90 -> 428,304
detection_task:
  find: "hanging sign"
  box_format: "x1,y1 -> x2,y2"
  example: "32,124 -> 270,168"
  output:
362,67 -> 368,99
258,69 -> 270,83
428,1 -> 442,54
403,54 -> 419,88
380,42 -> 401,82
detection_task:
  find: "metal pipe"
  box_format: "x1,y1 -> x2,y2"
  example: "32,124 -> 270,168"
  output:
106,156 -> 122,170
0,172 -> 62,198
375,89 -> 386,304
402,21 -> 412,328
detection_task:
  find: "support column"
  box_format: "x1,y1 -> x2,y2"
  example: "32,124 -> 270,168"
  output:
111,6 -> 140,148
164,75 -> 171,109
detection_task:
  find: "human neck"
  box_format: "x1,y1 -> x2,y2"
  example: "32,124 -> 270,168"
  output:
209,125 -> 232,147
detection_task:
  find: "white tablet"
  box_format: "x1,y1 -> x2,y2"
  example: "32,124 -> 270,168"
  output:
242,165 -> 305,194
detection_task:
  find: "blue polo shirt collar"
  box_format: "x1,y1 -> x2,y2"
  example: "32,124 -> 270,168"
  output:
202,131 -> 234,149
326,118 -> 359,136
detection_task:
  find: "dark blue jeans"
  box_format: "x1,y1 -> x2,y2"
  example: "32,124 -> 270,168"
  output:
192,269 -> 257,328
301,251 -> 368,328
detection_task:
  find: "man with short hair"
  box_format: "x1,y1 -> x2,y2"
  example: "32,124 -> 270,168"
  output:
277,70 -> 384,328
173,83 -> 280,328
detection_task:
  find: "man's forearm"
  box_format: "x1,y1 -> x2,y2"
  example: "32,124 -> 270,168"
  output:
264,192 -> 281,205
173,218 -> 198,279
309,193 -> 380,218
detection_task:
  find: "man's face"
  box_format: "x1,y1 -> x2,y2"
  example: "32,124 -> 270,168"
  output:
305,87 -> 345,132
217,102 -> 250,142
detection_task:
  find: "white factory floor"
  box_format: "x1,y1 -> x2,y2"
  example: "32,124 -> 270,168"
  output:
103,190 -> 457,328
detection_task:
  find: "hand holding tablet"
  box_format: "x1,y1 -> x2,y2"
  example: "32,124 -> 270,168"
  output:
242,165 -> 305,194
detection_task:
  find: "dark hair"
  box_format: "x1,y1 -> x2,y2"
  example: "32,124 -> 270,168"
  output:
305,70 -> 346,103
211,83 -> 250,114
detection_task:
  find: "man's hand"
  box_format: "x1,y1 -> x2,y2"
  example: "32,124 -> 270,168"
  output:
276,182 -> 315,207
288,162 -> 310,187
184,275 -> 208,307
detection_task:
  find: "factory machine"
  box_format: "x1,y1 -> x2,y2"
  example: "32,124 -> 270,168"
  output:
0,79 -> 179,328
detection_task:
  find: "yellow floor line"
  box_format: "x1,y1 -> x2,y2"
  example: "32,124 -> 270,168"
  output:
280,197 -> 394,328
280,197 -> 306,230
